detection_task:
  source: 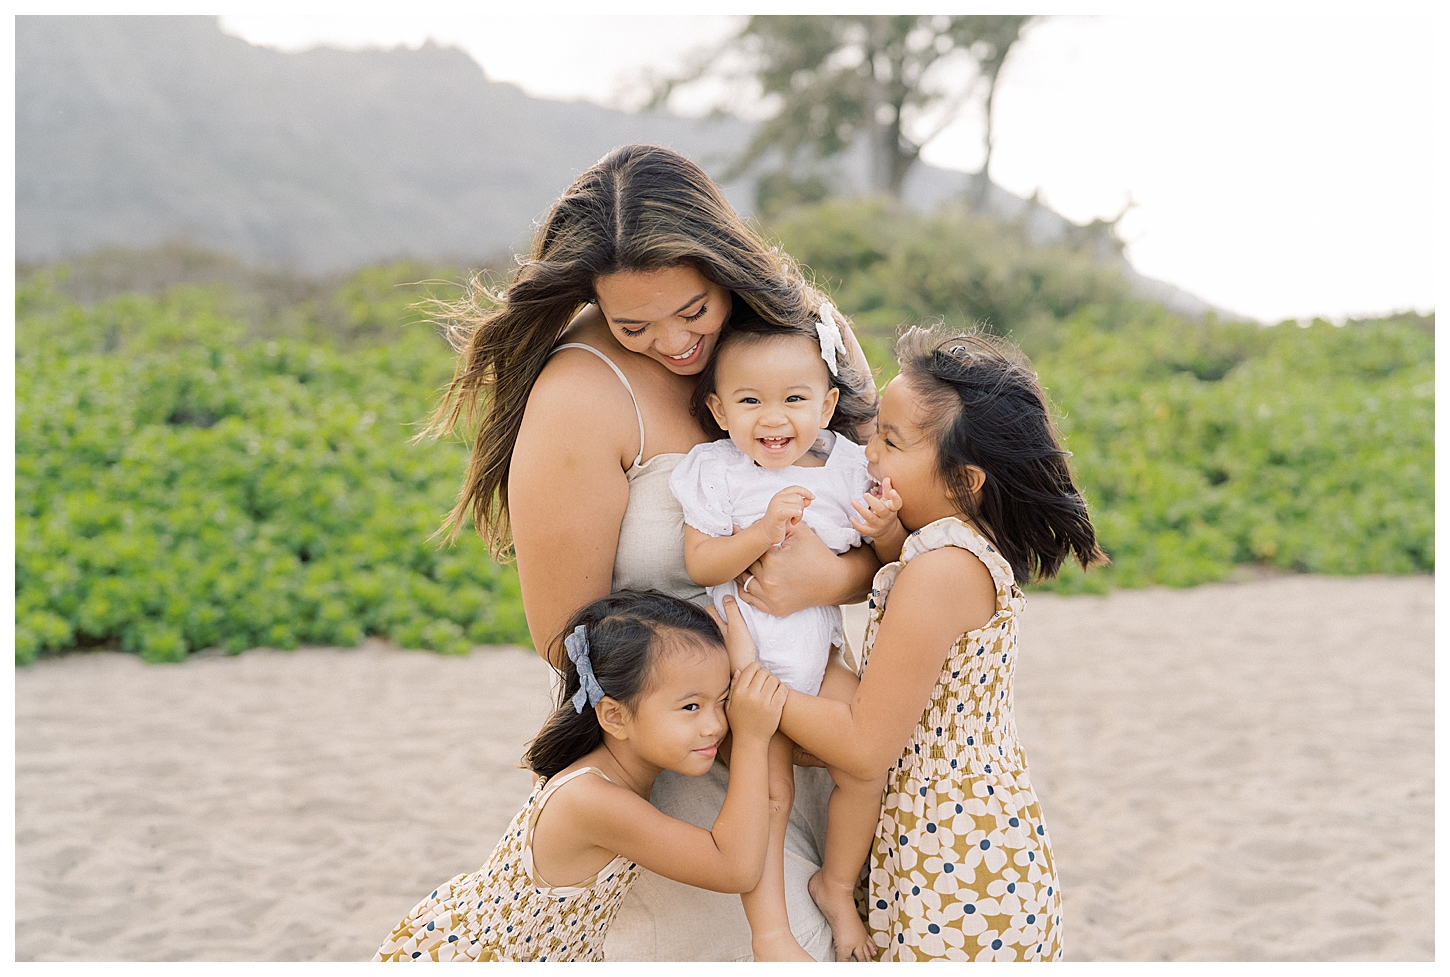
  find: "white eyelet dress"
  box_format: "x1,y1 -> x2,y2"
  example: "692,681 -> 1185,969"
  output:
373,768 -> 640,962
862,517 -> 1063,961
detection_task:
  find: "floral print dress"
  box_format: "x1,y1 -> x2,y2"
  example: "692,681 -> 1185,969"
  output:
860,517 -> 1063,961
374,767 -> 640,962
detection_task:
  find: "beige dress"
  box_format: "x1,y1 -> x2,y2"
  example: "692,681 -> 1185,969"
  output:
552,343 -> 837,962
861,517 -> 1063,961
374,768 -> 641,962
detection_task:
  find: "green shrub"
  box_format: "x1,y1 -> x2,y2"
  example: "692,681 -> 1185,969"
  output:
15,270 -> 531,663
14,236 -> 1433,664
1031,310 -> 1432,590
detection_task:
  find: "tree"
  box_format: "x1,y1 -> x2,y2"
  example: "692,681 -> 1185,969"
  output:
656,15 -> 1034,202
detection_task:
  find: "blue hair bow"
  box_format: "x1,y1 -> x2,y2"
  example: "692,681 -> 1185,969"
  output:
566,625 -> 605,714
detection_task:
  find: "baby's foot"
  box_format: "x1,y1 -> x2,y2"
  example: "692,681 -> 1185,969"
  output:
750,928 -> 815,962
809,869 -> 874,962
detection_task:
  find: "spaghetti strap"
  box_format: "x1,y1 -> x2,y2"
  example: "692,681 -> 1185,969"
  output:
537,765 -> 614,804
551,343 -> 645,467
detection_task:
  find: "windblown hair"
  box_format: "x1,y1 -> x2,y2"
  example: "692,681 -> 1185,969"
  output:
690,301 -> 877,443
522,590 -> 724,780
895,326 -> 1107,583
422,144 -> 835,557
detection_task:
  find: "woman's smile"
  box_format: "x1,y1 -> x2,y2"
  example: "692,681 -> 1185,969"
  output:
663,337 -> 704,366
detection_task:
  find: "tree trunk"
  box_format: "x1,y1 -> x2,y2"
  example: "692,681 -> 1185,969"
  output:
887,140 -> 918,200
973,64 -> 1004,208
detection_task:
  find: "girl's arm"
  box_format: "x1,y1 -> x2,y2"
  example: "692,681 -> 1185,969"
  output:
509,351 -> 639,667
776,546 -> 998,781
559,661 -> 786,893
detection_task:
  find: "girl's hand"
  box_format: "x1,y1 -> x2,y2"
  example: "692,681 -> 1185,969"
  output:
850,476 -> 905,539
761,485 -> 813,544
726,661 -> 787,742
706,595 -> 759,674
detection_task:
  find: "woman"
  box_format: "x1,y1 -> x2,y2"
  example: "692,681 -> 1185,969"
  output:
426,145 -> 880,961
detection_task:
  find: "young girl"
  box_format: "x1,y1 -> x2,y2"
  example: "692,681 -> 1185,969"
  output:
373,591 -> 785,962
668,302 -> 891,961
777,326 -> 1106,961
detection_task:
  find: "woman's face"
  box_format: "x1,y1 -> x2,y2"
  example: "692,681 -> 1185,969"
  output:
594,265 -> 732,375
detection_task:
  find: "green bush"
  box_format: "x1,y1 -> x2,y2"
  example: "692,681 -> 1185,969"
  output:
1033,309 -> 1433,591
14,229 -> 1433,665
15,269 -> 530,665
766,196 -> 1136,352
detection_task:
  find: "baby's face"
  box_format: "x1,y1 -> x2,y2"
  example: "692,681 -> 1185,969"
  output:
705,335 -> 840,469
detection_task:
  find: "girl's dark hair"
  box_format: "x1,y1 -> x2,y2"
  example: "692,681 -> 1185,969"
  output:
421,144 -> 837,557
895,326 -> 1107,584
523,590 -> 725,780
690,301 -> 877,443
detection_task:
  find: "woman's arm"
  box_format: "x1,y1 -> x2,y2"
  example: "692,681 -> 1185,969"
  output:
509,351 -> 639,667
775,547 -> 998,781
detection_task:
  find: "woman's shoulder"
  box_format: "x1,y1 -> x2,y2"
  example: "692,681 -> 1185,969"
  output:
521,329 -> 643,463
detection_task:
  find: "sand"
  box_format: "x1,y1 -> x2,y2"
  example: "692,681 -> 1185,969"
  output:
14,573 -> 1434,961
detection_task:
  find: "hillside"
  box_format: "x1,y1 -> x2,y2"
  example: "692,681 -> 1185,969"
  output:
17,15 -> 1220,316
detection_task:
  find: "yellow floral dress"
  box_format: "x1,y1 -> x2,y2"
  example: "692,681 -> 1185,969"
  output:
374,767 -> 640,962
860,517 -> 1063,961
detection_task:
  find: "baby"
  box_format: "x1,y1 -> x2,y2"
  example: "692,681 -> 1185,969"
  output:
669,300 -> 903,961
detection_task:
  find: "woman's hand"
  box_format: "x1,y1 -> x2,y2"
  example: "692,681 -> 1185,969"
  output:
726,662 -> 787,743
735,521 -> 878,616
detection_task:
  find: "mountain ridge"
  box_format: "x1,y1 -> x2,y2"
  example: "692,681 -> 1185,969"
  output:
16,15 -> 1225,319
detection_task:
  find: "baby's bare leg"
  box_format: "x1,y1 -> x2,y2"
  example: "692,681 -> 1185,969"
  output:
739,730 -> 812,961
809,654 -> 885,962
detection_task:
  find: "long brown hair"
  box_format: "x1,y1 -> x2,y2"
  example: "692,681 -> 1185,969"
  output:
424,144 -> 832,557
896,326 -> 1107,583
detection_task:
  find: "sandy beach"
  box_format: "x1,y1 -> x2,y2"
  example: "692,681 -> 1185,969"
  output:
15,573 -> 1433,961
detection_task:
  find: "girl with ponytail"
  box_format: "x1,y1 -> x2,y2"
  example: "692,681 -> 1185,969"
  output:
376,591 -> 785,962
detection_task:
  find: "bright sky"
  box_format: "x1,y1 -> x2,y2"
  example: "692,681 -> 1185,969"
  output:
218,12 -> 1439,323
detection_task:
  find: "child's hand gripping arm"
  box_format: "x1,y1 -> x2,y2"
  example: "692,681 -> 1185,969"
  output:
562,602 -> 787,894
709,591 -> 761,674
683,485 -> 814,586
850,476 -> 907,564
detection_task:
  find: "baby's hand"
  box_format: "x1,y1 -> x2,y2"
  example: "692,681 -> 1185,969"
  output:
761,485 -> 813,544
726,661 -> 787,742
850,476 -> 904,539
